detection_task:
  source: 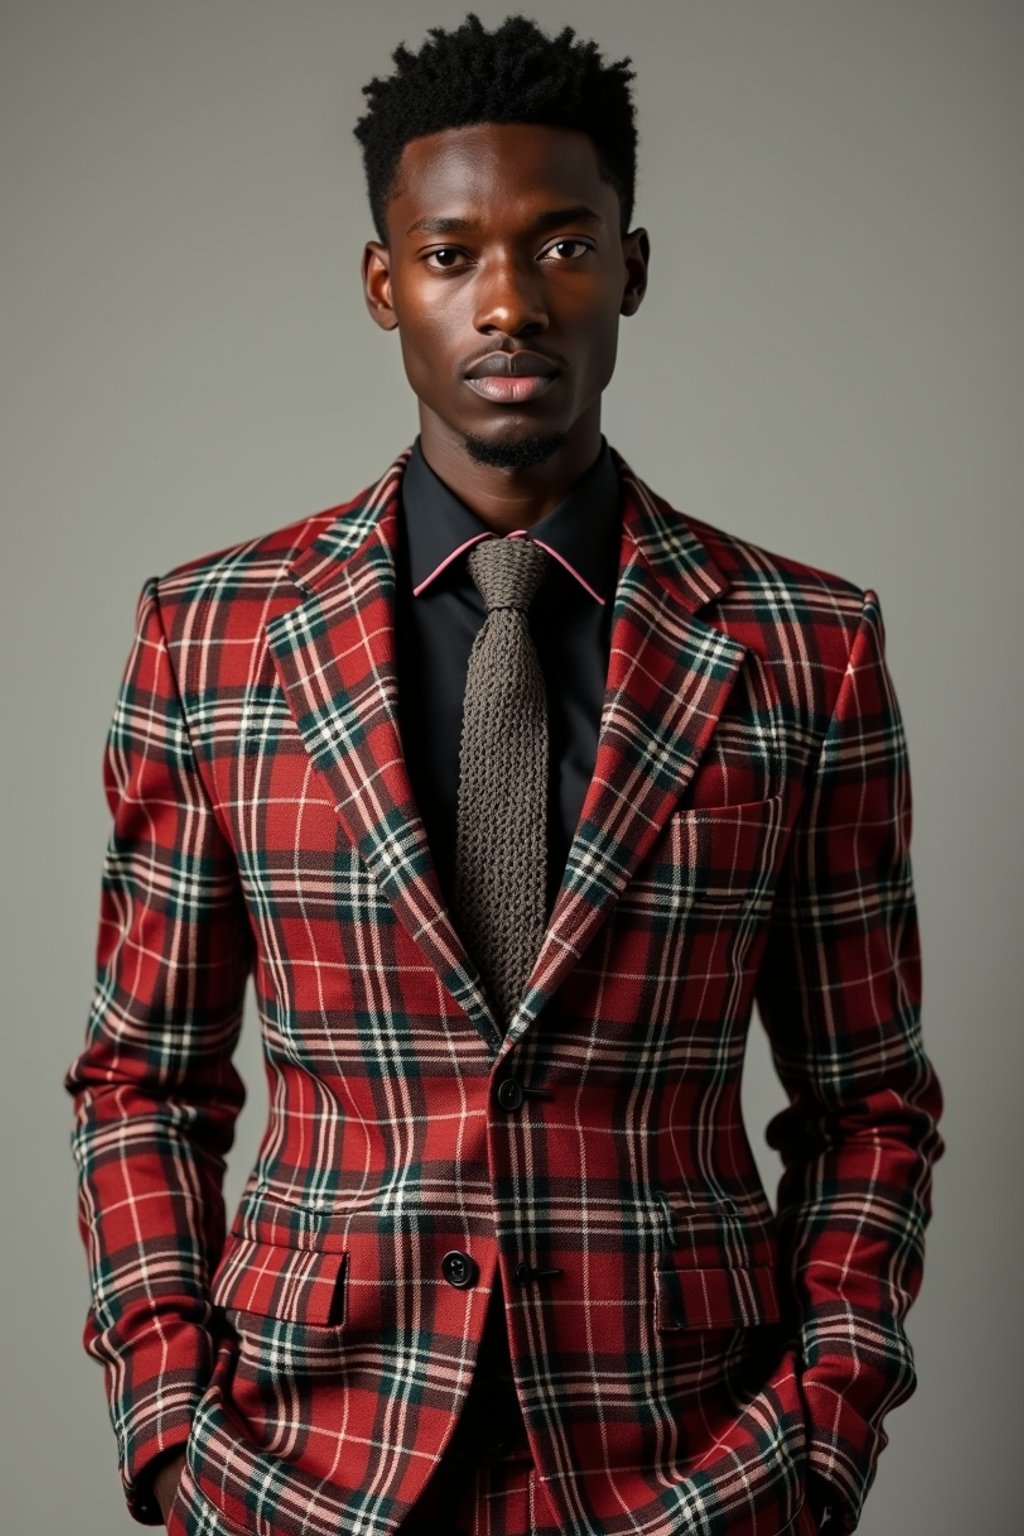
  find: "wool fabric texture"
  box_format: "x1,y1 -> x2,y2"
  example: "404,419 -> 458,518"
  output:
453,534 -> 553,1035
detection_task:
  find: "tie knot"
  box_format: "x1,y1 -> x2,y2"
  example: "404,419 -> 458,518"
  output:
467,535 -> 551,614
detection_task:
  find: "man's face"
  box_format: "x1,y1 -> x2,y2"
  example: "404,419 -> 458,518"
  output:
362,121 -> 648,467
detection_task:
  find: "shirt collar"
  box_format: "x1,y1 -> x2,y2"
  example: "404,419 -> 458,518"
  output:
400,434 -> 622,606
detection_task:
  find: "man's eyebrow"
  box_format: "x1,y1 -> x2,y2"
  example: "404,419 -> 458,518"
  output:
405,205 -> 605,238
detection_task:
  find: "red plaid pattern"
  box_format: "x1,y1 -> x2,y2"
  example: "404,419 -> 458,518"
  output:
64,445 -> 944,1535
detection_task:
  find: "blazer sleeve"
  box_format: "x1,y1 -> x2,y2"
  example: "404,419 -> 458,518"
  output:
753,587 -> 945,1534
63,576 -> 252,1526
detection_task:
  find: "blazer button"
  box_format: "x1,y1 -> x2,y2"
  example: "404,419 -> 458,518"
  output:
496,1077 -> 524,1111
441,1250 -> 478,1289
513,1259 -> 564,1283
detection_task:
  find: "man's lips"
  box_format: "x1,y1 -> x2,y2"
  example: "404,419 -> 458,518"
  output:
462,348 -> 561,403
464,373 -> 559,403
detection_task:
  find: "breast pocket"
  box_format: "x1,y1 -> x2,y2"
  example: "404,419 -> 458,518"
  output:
621,789 -> 793,929
667,788 -> 793,916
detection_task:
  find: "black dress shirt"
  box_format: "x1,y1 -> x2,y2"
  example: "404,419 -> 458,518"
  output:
394,432 -> 623,928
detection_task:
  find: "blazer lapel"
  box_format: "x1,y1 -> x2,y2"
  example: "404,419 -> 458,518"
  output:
501,449 -> 749,1050
265,445 -> 748,1059
265,449 -> 506,1053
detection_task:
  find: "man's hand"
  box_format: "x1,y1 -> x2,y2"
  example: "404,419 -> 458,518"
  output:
152,1450 -> 187,1527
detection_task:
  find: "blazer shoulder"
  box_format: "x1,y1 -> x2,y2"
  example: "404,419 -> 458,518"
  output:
158,489 -> 367,594
693,508 -> 872,627
147,484 -> 372,636
680,510 -> 881,722
619,455 -> 871,670
687,511 -> 867,611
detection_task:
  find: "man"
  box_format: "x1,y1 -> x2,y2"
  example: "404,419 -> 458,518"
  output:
64,13 -> 944,1535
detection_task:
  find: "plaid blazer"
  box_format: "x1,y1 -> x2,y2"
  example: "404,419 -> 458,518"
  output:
64,445 -> 944,1536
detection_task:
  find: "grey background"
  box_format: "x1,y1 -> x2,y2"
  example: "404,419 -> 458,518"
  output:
2,2 -> 1019,1531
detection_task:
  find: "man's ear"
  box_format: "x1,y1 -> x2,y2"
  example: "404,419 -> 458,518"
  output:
620,226 -> 650,318
362,241 -> 399,331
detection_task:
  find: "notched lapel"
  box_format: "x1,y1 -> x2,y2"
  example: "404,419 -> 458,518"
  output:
264,450 -> 507,1055
502,455 -> 749,1053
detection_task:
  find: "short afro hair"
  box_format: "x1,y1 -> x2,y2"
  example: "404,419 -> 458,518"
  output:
353,12 -> 638,243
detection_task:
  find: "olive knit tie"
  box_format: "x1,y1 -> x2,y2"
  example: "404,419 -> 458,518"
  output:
453,534 -> 553,1036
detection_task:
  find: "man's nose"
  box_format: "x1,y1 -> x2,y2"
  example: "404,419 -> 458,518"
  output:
472,255 -> 549,334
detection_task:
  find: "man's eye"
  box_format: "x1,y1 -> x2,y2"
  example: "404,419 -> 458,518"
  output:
425,248 -> 466,269
544,240 -> 592,261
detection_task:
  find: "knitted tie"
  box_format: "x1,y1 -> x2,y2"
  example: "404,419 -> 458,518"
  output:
453,534 -> 553,1036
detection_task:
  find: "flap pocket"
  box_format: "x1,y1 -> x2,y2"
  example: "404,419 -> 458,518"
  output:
654,1263 -> 780,1332
671,791 -> 791,910
210,1233 -> 348,1327
626,790 -> 792,920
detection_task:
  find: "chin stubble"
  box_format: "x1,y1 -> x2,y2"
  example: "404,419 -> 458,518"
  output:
462,431 -> 568,470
